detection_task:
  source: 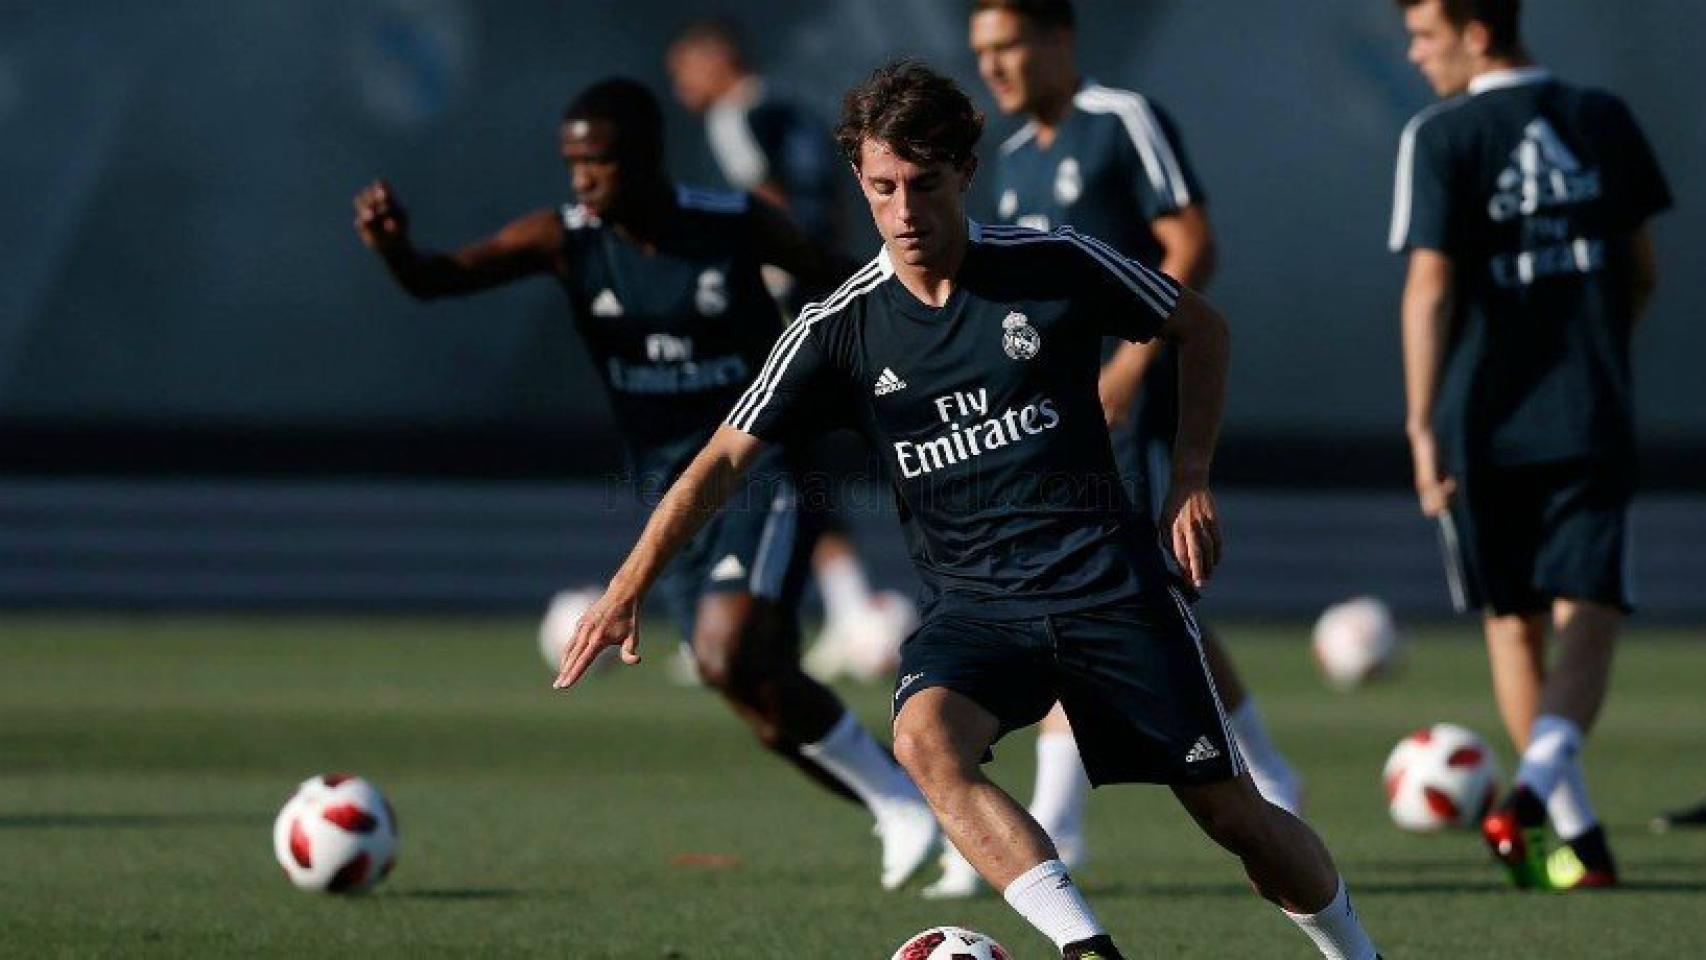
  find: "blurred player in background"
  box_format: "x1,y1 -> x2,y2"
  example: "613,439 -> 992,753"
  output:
558,58 -> 1380,960
352,77 -> 938,890
1390,0 -> 1669,890
668,18 -> 918,684
922,0 -> 1306,899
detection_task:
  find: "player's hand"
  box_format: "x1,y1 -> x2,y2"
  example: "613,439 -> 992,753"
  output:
1161,480 -> 1222,589
1407,428 -> 1457,518
553,588 -> 642,690
1098,366 -> 1139,428
353,179 -> 410,253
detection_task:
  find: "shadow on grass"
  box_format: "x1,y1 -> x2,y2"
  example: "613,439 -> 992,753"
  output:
1086,878 -> 1506,898
0,813 -> 266,829
388,888 -> 527,901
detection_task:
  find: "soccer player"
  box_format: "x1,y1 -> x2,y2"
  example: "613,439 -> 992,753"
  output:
667,18 -> 918,681
352,77 -> 938,890
558,61 -> 1380,960
922,0 -> 1306,899
1389,0 -> 1669,890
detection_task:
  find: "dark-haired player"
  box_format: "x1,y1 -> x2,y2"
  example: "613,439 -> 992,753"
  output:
558,61 -> 1379,960
667,18 -> 919,682
925,0 -> 1305,899
353,77 -> 938,890
1390,0 -> 1668,890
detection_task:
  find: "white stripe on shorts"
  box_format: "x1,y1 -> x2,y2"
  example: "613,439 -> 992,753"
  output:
1168,585 -> 1245,777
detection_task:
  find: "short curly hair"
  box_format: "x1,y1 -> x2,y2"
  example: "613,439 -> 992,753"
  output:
835,59 -> 984,170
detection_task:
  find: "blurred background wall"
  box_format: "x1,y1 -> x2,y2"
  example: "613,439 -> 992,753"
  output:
1,1 -> 1700,611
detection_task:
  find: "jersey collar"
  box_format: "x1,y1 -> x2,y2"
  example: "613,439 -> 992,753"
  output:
1468,66 -> 1551,96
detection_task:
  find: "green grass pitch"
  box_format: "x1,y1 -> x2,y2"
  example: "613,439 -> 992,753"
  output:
4,615 -> 1704,957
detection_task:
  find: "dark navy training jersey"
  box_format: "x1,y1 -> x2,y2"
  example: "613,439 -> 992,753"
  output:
706,78 -> 841,246
995,82 -> 1203,266
725,221 -> 1182,618
558,185 -> 784,492
995,82 -> 1206,503
1389,68 -> 1670,467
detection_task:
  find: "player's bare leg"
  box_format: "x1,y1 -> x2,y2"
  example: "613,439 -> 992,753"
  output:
1494,599 -> 1621,889
1172,777 -> 1380,959
925,702 -> 1083,899
1482,612 -> 1547,749
895,687 -> 1115,956
693,593 -> 938,888
927,628 -> 1302,900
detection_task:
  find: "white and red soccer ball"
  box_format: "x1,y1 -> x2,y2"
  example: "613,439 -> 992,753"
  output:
891,927 -> 1011,960
1383,723 -> 1502,831
272,773 -> 398,893
1311,597 -> 1402,690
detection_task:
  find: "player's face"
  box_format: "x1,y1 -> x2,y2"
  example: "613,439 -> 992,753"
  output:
1403,0 -> 1477,96
560,119 -> 624,216
855,138 -> 973,270
665,42 -> 724,114
969,9 -> 1067,115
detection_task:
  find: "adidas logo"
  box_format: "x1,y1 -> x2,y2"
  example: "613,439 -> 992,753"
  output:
708,554 -> 746,582
1185,736 -> 1221,764
873,367 -> 908,396
591,288 -> 624,317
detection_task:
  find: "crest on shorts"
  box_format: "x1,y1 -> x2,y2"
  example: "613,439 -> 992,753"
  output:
1002,311 -> 1041,360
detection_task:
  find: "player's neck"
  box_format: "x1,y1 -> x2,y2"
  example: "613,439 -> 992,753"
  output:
609,181 -> 674,250
1028,73 -> 1080,147
888,220 -> 969,309
1469,51 -> 1535,84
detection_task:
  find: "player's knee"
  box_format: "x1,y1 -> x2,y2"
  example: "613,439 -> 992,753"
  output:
1181,783 -> 1270,853
691,629 -> 740,691
891,727 -> 966,793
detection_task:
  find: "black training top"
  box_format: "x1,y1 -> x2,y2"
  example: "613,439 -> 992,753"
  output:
1389,68 -> 1670,468
995,81 -> 1207,492
726,221 -> 1183,619
557,186 -> 785,492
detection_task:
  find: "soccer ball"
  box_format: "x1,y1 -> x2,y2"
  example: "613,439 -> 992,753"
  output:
538,586 -> 616,674
1383,723 -> 1502,831
891,926 -> 1012,960
272,773 -> 398,893
1311,596 -> 1401,690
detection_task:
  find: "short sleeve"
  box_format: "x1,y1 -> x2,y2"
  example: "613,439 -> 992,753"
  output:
725,316 -> 839,442
1599,96 -> 1672,231
1057,226 -> 1180,342
1388,110 -> 1455,254
1125,101 -> 1205,222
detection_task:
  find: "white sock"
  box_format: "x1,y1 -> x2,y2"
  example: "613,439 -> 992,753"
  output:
1546,756 -> 1598,841
1516,714 -> 1583,802
1228,699 -> 1297,791
1282,878 -> 1379,960
1029,731 -> 1090,844
800,710 -> 920,811
1001,859 -> 1105,950
815,552 -> 873,625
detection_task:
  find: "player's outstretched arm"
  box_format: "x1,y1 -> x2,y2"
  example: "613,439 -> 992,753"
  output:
553,425 -> 767,690
1400,248 -> 1456,517
1158,289 -> 1230,588
748,196 -> 861,301
352,179 -> 561,300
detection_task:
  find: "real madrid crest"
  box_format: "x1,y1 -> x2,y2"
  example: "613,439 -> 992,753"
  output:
696,268 -> 728,316
1002,311 -> 1041,360
1054,157 -> 1082,206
